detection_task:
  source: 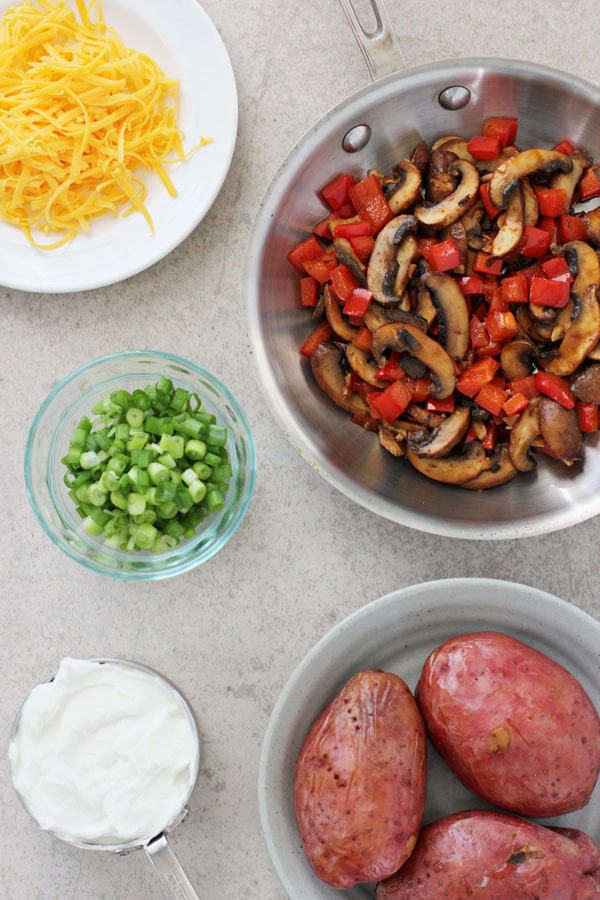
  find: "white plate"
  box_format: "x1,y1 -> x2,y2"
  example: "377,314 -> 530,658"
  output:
0,0 -> 237,293
258,578 -> 600,898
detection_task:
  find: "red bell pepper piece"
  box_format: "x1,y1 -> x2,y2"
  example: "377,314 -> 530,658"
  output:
368,380 -> 412,422
482,116 -> 518,148
302,250 -> 338,284
533,186 -> 568,218
534,371 -> 576,409
349,233 -> 375,262
299,320 -> 333,357
352,325 -> 372,351
517,225 -> 552,258
475,380 -> 509,417
541,255 -> 573,282
321,173 -> 355,211
501,270 -> 529,305
502,392 -> 530,417
330,263 -> 359,302
557,213 -> 588,244
479,182 -> 501,220
405,376 -> 431,404
467,135 -> 502,160
578,165 -> 600,201
529,276 -> 570,309
428,238 -> 462,272
348,174 -> 394,235
287,235 -> 326,274
485,308 -> 519,343
552,138 -> 576,155
506,374 -> 539,400
332,219 -> 371,239
426,395 -> 455,413
458,275 -> 484,296
469,314 -> 489,351
577,401 -> 599,433
313,217 -> 335,239
376,351 -> 406,382
473,252 -> 503,276
457,357 -> 501,398
299,276 -> 319,308
343,287 -> 372,320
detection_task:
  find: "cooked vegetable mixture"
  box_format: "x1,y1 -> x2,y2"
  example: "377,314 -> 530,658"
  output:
288,116 -> 600,489
62,377 -> 231,552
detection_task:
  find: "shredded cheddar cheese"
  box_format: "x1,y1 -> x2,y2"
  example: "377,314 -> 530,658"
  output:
0,0 -> 210,248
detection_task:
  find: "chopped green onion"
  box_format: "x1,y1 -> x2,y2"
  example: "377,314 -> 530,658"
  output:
61,377 -> 233,553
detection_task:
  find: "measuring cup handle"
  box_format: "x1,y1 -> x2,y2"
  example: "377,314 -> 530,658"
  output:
144,833 -> 200,900
337,0 -> 405,80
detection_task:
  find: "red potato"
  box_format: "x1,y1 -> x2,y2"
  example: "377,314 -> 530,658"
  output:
415,631 -> 600,817
375,809 -> 600,899
293,669 -> 426,889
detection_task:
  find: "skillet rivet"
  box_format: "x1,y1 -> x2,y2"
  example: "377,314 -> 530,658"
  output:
438,85 -> 471,111
342,123 -> 372,153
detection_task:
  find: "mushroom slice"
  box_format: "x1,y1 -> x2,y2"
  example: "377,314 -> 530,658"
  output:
537,284 -> 600,376
564,239 -> 600,295
538,397 -> 582,465
490,183 -> 524,257
551,149 -> 592,207
406,439 -> 492,485
414,158 -> 480,230
508,398 -> 541,472
371,321 -> 457,400
583,207 -> 600,247
345,343 -> 386,388
433,137 -> 474,162
332,236 -> 367,286
463,445 -> 519,490
363,301 -> 426,331
406,406 -> 471,459
385,160 -> 423,214
378,422 -> 410,457
310,341 -> 370,415
422,272 -> 470,362
366,215 -> 419,306
500,337 -> 536,381
460,198 -> 486,250
488,148 -> 573,209
571,362 -> 600,402
520,178 -> 540,227
323,284 -> 357,342
425,148 -> 460,202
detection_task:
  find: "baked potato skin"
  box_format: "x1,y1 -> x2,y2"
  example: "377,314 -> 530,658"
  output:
293,669 -> 426,889
415,631 -> 600,817
375,810 -> 600,899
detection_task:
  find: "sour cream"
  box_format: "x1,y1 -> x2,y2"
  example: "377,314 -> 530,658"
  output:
9,658 -> 199,846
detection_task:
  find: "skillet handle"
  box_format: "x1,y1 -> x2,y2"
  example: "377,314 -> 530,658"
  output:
337,0 -> 405,81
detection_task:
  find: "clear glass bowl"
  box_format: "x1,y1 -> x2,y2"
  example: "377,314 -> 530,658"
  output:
24,350 -> 256,581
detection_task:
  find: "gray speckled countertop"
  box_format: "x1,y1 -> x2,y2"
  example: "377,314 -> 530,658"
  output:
2,1 -> 600,898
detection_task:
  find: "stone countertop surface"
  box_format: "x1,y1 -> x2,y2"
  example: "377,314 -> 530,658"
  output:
2,0 -> 600,898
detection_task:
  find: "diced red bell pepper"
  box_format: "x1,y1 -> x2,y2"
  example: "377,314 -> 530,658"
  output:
578,165 -> 600,201
502,391 -> 530,417
577,401 -> 599,433
376,351 -> 406,382
352,325 -> 372,351
349,234 -> 375,262
479,182 -> 501,220
541,255 -> 573,282
347,174 -> 394,235
506,374 -> 539,400
313,217 -> 335,239
322,173 -> 355,211
457,357 -> 501,398
475,380 -> 509,417
299,320 -> 333,357
482,116 -> 519,148
501,269 -> 529,305
517,225 -> 552,259
428,238 -> 462,272
417,236 -> 438,266
332,219 -> 371,239
405,376 -> 432,404
303,250 -> 338,284
533,186 -> 568,218
470,314 -> 489,351
343,287 -> 373,320
534,370 -> 576,409
330,263 -> 359,302
485,308 -> 519,343
473,251 -> 503,276
467,135 -> 502,160
368,379 -> 412,422
529,276 -> 570,309
299,276 -> 319,308
557,213 -> 587,244
426,395 -> 455,413
287,235 -> 326,274
552,138 -> 576,156
458,275 -> 485,296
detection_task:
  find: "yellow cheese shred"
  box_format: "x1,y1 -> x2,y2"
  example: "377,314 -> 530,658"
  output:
0,0 -> 211,249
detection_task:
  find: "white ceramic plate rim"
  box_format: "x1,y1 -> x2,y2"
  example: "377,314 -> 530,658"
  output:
258,577 -> 600,898
0,0 -> 238,293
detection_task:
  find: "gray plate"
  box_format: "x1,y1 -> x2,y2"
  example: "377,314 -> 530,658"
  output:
258,578 -> 600,898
